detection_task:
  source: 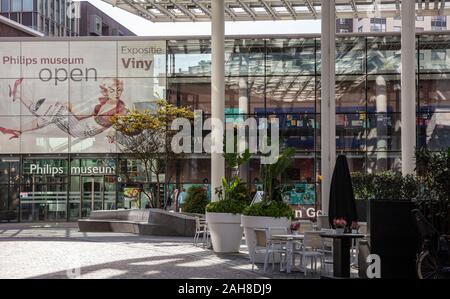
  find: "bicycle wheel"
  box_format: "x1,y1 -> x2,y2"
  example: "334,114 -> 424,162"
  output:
417,250 -> 440,279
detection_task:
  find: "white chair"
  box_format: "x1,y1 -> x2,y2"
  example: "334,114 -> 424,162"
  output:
319,229 -> 335,275
194,216 -> 209,248
295,231 -> 325,276
298,220 -> 314,234
251,227 -> 288,273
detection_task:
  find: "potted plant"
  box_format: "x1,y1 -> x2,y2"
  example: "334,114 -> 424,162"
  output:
205,177 -> 250,253
363,171 -> 420,279
241,148 -> 296,263
181,185 -> 209,214
205,148 -> 251,253
290,222 -> 300,235
333,218 -> 347,234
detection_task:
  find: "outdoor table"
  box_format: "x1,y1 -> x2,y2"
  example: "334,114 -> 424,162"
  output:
271,234 -> 304,273
320,233 -> 364,278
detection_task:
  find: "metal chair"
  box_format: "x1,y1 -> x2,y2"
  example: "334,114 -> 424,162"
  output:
294,231 -> 325,276
251,227 -> 288,273
319,229 -> 334,275
194,216 -> 209,248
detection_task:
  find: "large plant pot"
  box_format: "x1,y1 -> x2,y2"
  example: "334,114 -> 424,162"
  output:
241,215 -> 291,263
206,212 -> 243,253
369,200 -> 419,279
355,200 -> 367,222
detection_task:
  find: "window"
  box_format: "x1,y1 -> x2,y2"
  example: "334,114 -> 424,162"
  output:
1,0 -> 9,12
22,0 -> 32,11
370,18 -> 386,32
432,16 -> 447,31
431,50 -> 446,61
416,16 -> 424,21
416,27 -> 424,32
11,0 -> 20,12
393,26 -> 401,32
358,26 -> 363,32
340,29 -> 349,33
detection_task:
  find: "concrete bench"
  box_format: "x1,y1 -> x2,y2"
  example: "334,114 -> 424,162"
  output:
78,209 -> 196,237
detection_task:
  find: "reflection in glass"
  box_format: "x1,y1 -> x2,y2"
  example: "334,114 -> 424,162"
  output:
367,113 -> 401,152
418,112 -> 450,150
266,38 -> 315,76
418,35 -> 450,73
367,75 -> 401,113
266,76 -> 315,113
336,37 -> 365,74
336,75 -> 366,113
418,73 -> 450,110
367,152 -> 401,173
336,113 -> 366,151
168,39 -> 211,77
225,39 -> 265,77
367,36 -> 401,74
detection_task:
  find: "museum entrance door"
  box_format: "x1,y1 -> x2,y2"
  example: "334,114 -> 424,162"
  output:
81,176 -> 103,218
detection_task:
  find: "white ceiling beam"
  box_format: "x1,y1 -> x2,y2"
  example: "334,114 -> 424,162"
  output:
236,0 -> 257,20
169,1 -> 196,21
224,5 -> 237,21
149,1 -> 176,21
281,0 -> 297,20
192,0 -> 212,18
259,0 -> 278,20
120,0 -> 156,21
305,0 -> 317,19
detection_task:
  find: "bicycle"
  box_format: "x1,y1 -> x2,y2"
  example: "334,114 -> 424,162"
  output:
412,209 -> 450,279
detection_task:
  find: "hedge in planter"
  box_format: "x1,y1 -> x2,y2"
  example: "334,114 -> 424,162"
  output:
243,201 -> 295,219
181,185 -> 209,214
206,199 -> 248,214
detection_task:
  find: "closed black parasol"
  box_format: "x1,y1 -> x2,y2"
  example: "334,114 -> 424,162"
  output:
328,155 -> 358,228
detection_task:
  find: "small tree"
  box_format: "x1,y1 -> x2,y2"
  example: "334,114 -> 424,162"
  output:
111,100 -> 193,209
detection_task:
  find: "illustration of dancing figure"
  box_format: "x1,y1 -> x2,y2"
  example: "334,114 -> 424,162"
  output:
0,78 -> 128,140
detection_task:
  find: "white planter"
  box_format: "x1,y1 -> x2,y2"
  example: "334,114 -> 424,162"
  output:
206,212 -> 243,253
241,215 -> 291,263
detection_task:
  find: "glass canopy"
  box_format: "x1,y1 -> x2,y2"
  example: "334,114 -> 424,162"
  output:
101,0 -> 450,23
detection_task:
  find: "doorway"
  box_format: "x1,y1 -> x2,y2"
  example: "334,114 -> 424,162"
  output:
81,176 -> 103,218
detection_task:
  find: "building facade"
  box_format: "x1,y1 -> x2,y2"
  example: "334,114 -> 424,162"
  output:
77,1 -> 135,36
0,33 -> 449,222
0,0 -> 79,36
0,0 -> 134,36
0,13 -> 43,36
337,16 -> 450,33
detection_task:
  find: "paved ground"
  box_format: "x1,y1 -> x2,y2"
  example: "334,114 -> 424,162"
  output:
0,222 -> 327,279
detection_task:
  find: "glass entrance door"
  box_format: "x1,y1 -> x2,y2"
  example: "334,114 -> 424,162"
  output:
81,176 -> 103,218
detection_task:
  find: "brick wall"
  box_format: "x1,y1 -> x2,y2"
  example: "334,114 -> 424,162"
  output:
0,23 -> 34,37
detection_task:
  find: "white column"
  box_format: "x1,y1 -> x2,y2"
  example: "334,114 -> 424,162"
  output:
320,0 -> 336,215
211,0 -> 225,201
401,0 -> 416,175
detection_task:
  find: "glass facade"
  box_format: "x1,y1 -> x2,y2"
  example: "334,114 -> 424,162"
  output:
0,33 -> 449,222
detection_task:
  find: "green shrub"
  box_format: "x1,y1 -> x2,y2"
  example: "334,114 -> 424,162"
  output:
243,201 -> 295,219
351,171 -> 419,201
181,185 -> 209,214
206,199 -> 248,214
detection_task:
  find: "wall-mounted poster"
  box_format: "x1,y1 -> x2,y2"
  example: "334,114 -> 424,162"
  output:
0,41 -> 166,154
287,183 -> 315,205
123,187 -> 141,209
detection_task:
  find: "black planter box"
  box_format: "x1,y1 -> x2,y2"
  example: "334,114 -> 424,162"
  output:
355,200 -> 367,222
369,200 -> 419,279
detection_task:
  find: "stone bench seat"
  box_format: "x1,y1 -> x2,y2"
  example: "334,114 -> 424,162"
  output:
78,209 -> 196,237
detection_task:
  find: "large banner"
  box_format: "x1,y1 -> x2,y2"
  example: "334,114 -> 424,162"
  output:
0,40 -> 166,153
